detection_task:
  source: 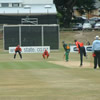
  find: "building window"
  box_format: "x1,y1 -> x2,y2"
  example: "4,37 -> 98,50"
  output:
1,3 -> 9,7
12,3 -> 19,7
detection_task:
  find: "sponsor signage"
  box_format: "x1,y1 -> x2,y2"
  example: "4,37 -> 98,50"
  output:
70,45 -> 92,52
9,46 -> 50,53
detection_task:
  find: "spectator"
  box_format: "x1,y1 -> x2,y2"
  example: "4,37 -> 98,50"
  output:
86,41 -> 90,45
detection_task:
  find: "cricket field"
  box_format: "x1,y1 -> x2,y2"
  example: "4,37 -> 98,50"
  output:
0,30 -> 100,100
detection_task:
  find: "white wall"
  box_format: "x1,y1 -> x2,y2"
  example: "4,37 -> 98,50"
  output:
23,0 -> 53,4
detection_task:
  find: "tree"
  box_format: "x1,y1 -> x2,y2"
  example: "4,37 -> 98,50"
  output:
76,0 -> 96,19
54,0 -> 77,27
54,0 -> 96,27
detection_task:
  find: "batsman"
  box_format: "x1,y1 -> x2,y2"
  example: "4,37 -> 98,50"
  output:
62,41 -> 70,61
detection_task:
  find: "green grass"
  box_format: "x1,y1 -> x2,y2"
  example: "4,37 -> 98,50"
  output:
0,60 -> 99,100
0,31 -> 100,100
0,61 -> 66,69
0,53 -> 98,100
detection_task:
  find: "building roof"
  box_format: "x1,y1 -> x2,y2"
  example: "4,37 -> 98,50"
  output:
0,0 -> 53,5
0,0 -> 23,3
0,4 -> 57,15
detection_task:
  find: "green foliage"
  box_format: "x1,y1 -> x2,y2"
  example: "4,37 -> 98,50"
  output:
54,0 -> 96,27
56,12 -> 63,25
76,0 -> 96,16
54,0 -> 77,27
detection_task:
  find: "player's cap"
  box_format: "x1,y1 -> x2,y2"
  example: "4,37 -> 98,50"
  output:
95,35 -> 100,40
62,41 -> 65,43
74,40 -> 77,42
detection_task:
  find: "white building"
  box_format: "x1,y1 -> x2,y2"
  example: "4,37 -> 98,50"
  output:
0,0 -> 53,7
0,0 -> 57,24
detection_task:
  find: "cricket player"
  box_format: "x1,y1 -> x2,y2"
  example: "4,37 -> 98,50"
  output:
62,41 -> 70,61
92,36 -> 100,69
74,40 -> 87,66
14,45 -> 22,59
42,49 -> 49,59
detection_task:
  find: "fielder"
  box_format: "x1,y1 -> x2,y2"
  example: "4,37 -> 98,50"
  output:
42,49 -> 49,59
14,45 -> 22,59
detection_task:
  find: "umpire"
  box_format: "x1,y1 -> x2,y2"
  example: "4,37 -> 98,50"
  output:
92,36 -> 100,69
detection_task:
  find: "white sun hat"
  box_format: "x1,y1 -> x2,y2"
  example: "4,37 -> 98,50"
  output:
95,35 -> 100,40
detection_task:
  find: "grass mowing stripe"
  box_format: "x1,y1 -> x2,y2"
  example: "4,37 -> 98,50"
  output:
0,61 -> 66,69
